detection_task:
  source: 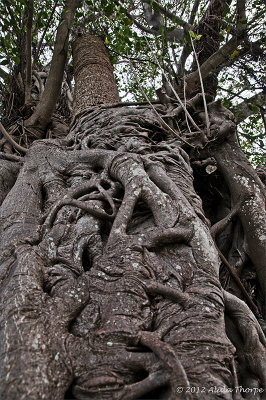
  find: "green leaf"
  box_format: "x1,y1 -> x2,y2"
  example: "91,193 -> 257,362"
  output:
189,30 -> 196,39
12,55 -> 20,64
105,3 -> 114,17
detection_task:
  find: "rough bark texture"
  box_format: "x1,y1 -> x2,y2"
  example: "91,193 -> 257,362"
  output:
0,35 -> 265,400
25,0 -> 81,135
72,35 -> 120,115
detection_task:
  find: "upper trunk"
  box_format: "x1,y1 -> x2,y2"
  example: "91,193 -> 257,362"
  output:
72,34 -> 120,117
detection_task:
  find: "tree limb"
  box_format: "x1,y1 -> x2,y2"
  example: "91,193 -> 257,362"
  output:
33,0 -> 59,64
0,122 -> 27,154
188,0 -> 200,25
25,0 -> 34,105
236,0 -> 247,35
0,67 -> 8,80
142,1 -> 185,43
142,0 -> 191,30
112,0 -> 157,35
185,36 -> 242,93
176,0 -> 200,75
25,0 -> 81,135
232,91 -> 266,123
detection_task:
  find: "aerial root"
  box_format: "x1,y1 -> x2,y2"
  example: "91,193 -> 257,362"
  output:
115,370 -> 169,400
223,290 -> 266,389
139,331 -> 192,400
41,180 -> 117,233
143,279 -> 190,306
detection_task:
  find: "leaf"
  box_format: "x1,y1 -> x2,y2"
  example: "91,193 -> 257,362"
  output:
231,50 -> 239,58
12,55 -> 20,64
189,30 -> 196,39
105,3 -> 114,17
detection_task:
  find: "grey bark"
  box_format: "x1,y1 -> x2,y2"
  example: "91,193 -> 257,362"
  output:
0,101 -> 265,399
25,0 -> 81,135
0,34 -> 265,400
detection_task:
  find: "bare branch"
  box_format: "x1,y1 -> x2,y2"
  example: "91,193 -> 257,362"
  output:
0,67 -> 9,80
0,122 -> 27,154
25,0 -> 81,135
190,36 -> 210,135
185,36 -> 241,93
236,0 -> 247,36
25,0 -> 34,105
113,0 -> 155,34
188,0 -> 200,25
33,0 -> 59,64
232,91 -> 266,123
142,0 -> 191,30
142,1 -> 185,43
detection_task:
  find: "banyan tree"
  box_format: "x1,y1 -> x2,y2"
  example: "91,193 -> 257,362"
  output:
0,1 -> 265,399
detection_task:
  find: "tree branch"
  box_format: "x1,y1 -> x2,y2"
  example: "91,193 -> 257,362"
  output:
25,0 -> 34,105
232,91 -> 266,123
25,0 -> 81,135
236,0 -> 247,35
33,1 -> 59,64
141,1 -> 185,43
0,67 -> 9,80
142,0 -> 191,30
112,0 -> 156,35
0,122 -> 27,154
188,0 -> 200,25
185,36 -> 242,93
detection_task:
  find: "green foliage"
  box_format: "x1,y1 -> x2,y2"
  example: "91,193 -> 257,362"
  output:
0,0 -> 265,165
238,116 -> 266,166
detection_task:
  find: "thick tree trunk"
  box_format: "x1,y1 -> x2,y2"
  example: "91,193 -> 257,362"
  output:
0,35 -> 265,400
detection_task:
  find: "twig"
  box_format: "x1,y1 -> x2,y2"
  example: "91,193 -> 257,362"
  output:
34,0 -> 59,64
129,61 -> 193,146
190,36 -> 211,136
144,35 -> 202,133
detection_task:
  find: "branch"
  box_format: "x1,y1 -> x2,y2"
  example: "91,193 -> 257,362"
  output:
33,0 -> 59,64
232,91 -> 266,123
25,0 -> 34,105
236,0 -> 247,35
25,0 -> 81,135
142,1 -> 186,43
185,36 -> 241,93
142,0 -> 191,30
112,0 -> 155,34
190,36 -> 210,135
0,122 -> 27,154
0,67 -> 9,80
188,0 -> 200,25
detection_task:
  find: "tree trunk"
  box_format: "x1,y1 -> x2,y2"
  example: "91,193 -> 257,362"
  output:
0,35 -> 265,400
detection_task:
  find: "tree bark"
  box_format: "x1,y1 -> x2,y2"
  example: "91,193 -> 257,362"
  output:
0,34 -> 265,400
25,0 -> 81,136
